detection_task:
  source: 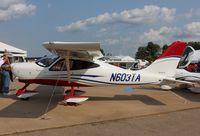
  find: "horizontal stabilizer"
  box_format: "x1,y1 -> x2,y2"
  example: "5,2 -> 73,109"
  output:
161,78 -> 196,89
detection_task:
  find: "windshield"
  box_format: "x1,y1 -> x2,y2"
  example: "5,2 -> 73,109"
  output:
35,55 -> 59,67
178,46 -> 195,68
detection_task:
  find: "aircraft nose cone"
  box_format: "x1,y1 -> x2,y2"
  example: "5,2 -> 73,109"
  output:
11,63 -> 19,76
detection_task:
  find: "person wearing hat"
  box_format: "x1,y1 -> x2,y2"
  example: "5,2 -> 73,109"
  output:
1,49 -> 12,95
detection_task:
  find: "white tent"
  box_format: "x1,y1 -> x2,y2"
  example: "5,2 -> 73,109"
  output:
106,56 -> 137,63
0,42 -> 27,57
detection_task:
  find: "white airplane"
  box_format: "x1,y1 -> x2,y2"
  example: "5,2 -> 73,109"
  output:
175,45 -> 200,93
11,41 -> 194,104
158,41 -> 200,93
176,46 -> 200,81
176,69 -> 200,82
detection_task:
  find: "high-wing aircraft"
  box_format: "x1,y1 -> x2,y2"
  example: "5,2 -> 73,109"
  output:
11,41 -> 194,103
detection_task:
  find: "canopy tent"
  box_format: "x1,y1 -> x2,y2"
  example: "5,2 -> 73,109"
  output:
0,42 -> 27,57
104,56 -> 137,63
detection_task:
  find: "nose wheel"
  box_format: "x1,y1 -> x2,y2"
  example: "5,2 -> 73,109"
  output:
21,97 -> 30,101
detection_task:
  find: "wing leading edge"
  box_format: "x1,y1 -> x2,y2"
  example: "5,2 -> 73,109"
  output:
43,42 -> 103,60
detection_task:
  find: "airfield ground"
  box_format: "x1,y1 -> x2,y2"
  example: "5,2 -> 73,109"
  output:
0,81 -> 200,136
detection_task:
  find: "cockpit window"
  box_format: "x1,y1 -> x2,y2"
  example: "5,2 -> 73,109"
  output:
49,59 -> 99,71
178,46 -> 194,68
35,55 -> 59,67
50,59 -> 66,71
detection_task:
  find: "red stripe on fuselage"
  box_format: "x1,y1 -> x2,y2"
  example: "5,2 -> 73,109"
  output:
18,79 -> 92,87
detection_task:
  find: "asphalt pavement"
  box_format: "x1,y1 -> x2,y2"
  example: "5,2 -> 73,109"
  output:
0,81 -> 199,136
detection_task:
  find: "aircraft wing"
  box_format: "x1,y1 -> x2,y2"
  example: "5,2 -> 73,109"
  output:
43,42 -> 103,60
161,78 -> 196,89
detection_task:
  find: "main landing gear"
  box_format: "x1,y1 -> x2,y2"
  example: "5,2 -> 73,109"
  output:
16,83 -> 88,106
62,85 -> 88,106
15,83 -> 38,100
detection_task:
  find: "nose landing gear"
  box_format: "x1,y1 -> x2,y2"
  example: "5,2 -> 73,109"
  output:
16,83 -> 38,100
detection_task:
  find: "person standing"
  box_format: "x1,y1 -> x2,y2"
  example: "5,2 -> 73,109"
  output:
1,50 -> 11,95
0,57 -> 5,93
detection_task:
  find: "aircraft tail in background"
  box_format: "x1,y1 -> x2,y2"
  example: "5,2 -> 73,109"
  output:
159,41 -> 187,59
142,41 -> 186,77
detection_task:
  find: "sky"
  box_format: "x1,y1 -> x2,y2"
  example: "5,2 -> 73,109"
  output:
0,0 -> 200,57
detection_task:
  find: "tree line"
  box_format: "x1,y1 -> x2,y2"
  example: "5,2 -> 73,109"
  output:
135,41 -> 200,62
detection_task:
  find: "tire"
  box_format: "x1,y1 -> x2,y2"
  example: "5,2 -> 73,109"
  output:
21,97 -> 30,101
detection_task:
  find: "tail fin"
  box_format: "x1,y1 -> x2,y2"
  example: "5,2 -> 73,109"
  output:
143,41 -> 186,77
159,41 -> 186,58
143,57 -> 180,77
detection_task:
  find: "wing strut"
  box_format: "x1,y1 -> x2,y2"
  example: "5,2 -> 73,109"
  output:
65,51 -> 71,84
63,51 -> 88,105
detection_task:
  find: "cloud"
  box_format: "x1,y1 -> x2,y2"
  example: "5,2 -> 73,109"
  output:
185,22 -> 200,36
103,38 -> 120,46
0,0 -> 36,22
56,5 -> 176,32
140,22 -> 200,45
140,26 -> 180,43
185,8 -> 200,19
0,0 -> 20,8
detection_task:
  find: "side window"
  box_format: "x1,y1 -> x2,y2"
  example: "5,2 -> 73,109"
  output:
70,60 -> 99,70
49,59 -> 99,71
49,59 -> 67,71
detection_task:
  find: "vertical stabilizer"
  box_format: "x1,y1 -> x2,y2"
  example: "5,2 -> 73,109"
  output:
142,57 -> 180,77
159,41 -> 186,58
142,41 -> 186,77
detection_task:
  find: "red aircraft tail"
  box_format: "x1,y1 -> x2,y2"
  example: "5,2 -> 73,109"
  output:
159,41 -> 187,59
